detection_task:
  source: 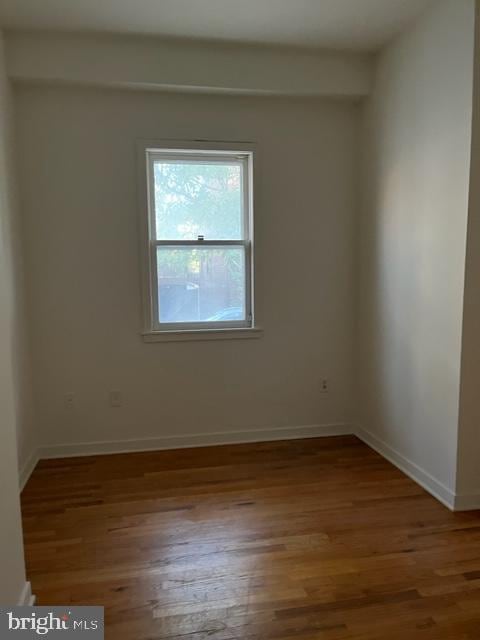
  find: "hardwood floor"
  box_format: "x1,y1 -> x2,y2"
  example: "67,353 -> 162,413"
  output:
21,436 -> 480,639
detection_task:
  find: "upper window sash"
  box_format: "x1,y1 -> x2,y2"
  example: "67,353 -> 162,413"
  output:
146,150 -> 251,243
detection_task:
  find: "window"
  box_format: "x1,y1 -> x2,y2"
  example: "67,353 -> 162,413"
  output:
139,143 -> 256,338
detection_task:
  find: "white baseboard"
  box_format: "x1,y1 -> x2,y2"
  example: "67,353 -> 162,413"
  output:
19,448 -> 40,493
17,581 -> 35,606
23,423 -> 480,512
454,492 -> 480,511
355,425 -> 456,511
39,423 -> 353,459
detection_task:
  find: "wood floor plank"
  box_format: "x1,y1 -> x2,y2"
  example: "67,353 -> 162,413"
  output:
21,436 -> 480,639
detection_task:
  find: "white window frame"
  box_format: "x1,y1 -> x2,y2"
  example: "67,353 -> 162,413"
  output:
138,140 -> 260,342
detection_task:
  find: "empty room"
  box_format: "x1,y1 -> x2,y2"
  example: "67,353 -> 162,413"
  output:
1,0 -> 480,638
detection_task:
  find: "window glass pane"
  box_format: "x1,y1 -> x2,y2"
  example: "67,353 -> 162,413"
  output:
153,161 -> 243,240
157,246 -> 246,324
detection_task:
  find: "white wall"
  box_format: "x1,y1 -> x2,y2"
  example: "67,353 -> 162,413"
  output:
4,1 -> 480,513
457,2 -> 480,508
15,86 -> 359,454
0,30 -> 28,605
0,37 -> 36,481
5,31 -> 372,98
358,0 -> 475,504
4,104 -> 36,482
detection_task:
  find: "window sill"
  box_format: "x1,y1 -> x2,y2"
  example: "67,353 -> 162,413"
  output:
142,327 -> 264,343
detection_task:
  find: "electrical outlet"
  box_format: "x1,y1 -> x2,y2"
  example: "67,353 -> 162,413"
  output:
109,390 -> 122,407
320,379 -> 329,393
65,392 -> 75,409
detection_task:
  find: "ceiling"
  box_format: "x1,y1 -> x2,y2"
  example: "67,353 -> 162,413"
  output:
0,0 -> 434,52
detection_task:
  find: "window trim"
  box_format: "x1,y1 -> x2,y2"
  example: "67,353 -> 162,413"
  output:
137,140 -> 258,340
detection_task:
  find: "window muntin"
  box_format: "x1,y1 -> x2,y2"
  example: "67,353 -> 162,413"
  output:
144,148 -> 253,332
